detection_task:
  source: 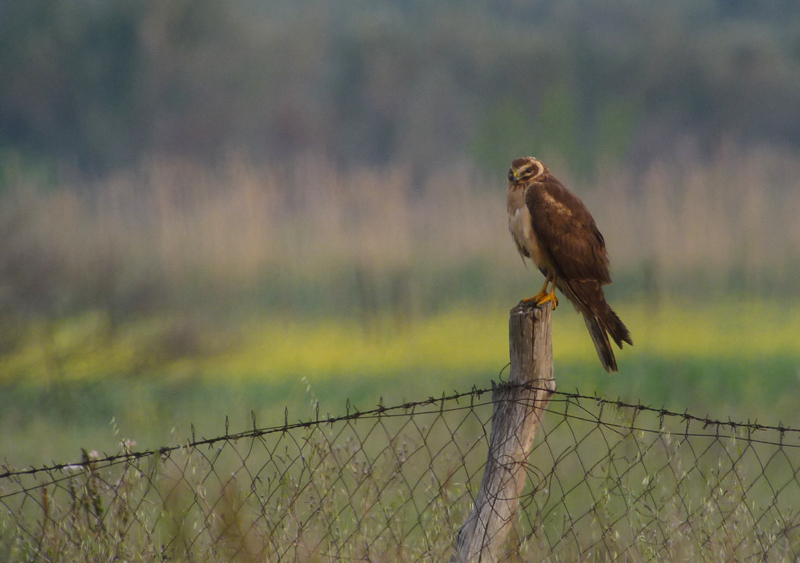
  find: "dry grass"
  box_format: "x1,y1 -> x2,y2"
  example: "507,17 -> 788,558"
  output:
2,146 -> 799,323
586,145 -> 800,295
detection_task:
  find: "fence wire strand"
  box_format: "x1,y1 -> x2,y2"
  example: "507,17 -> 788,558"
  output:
2,383 -> 800,562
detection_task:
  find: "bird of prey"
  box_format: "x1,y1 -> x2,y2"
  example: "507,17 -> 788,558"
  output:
507,156 -> 632,372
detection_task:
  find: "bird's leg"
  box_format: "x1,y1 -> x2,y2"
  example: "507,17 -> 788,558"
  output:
523,273 -> 559,309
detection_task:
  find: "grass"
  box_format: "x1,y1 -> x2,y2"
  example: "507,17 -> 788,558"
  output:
5,299 -> 800,384
1,298 -> 799,469
4,381 -> 799,562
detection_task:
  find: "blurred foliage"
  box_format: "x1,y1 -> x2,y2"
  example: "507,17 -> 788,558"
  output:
2,301 -> 800,467
2,0 -> 800,178
3,300 -> 799,387
0,148 -> 798,329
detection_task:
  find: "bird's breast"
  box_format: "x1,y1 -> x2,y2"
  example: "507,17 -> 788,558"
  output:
508,198 -> 547,269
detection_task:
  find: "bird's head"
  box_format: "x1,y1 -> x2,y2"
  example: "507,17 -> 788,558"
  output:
508,157 -> 546,184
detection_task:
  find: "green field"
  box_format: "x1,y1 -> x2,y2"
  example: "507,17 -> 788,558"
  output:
2,298 -> 799,470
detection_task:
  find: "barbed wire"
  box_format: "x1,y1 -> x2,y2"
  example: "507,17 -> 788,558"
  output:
3,381 -> 799,485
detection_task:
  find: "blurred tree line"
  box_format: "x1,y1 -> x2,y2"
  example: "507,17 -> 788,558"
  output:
2,0 -> 800,180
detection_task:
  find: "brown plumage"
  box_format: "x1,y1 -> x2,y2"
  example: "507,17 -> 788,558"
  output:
507,156 -> 632,372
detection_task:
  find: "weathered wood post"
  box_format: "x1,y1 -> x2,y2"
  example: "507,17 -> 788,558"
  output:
454,301 -> 556,563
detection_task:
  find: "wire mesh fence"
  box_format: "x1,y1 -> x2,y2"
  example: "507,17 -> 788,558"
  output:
2,383 -> 800,562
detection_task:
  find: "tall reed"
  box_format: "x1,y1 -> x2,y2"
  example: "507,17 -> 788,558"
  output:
2,147 -> 798,319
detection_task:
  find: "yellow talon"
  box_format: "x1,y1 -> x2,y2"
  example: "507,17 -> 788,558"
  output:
522,273 -> 559,309
536,289 -> 559,309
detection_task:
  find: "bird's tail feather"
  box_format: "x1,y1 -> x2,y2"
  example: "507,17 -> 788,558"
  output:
559,278 -> 633,373
594,300 -> 633,349
584,315 -> 618,373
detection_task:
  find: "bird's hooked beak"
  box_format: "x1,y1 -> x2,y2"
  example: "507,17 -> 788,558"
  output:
508,168 -> 518,182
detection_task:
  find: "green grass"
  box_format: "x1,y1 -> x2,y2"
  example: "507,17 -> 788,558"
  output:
5,299 -> 800,381
1,298 -> 799,468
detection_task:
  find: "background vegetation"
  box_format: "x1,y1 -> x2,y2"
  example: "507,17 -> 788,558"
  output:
4,0 -> 800,176
1,0 -> 800,469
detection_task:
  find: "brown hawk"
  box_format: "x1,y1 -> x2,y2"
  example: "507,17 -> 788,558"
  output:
507,156 -> 632,372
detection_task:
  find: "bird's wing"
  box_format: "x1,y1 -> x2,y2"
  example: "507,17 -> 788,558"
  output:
525,178 -> 611,284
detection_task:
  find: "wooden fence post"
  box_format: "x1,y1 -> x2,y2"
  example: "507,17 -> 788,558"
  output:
454,301 -> 556,563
